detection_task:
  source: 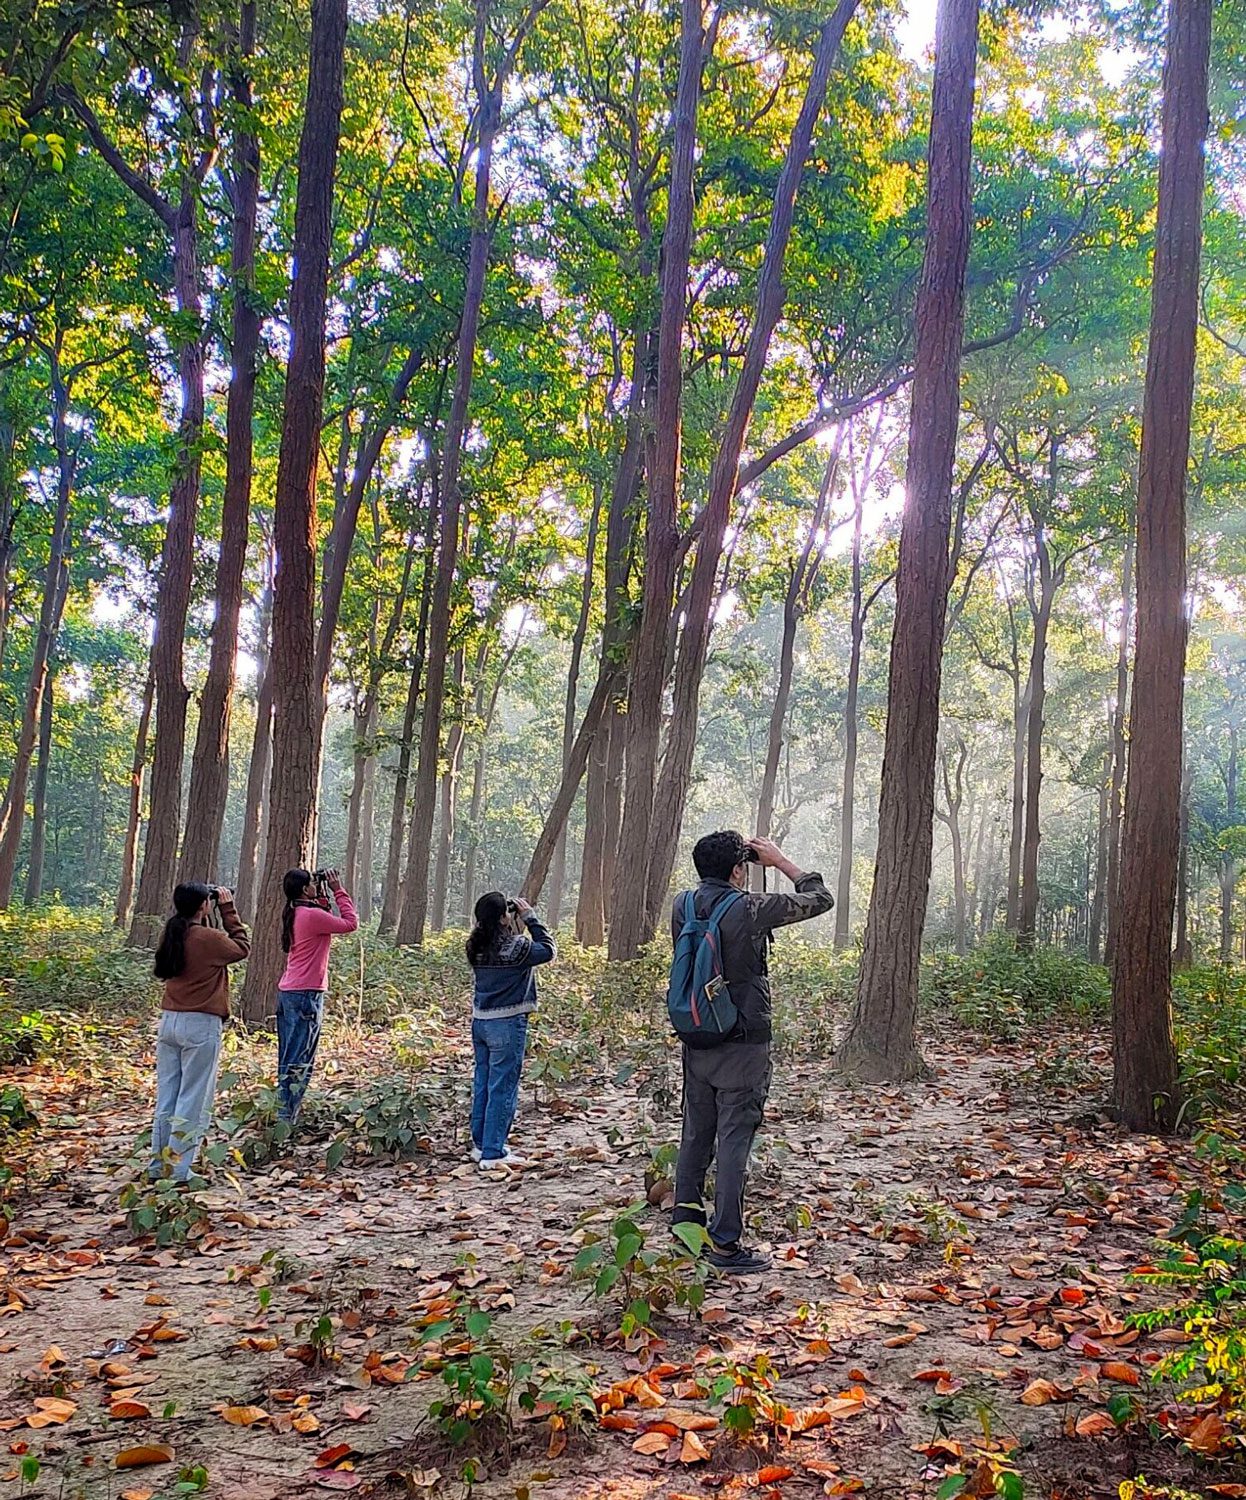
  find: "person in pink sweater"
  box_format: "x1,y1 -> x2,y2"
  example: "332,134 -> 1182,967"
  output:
276,867 -> 358,1122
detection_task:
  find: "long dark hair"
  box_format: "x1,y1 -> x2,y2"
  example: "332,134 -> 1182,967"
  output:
153,883 -> 213,980
281,868 -> 314,953
466,891 -> 508,967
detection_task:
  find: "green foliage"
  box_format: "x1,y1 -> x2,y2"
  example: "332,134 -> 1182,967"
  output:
706,1352 -> 784,1440
118,1174 -> 209,1247
1173,966 -> 1246,1117
573,1206 -> 711,1342
326,1075 -> 439,1168
415,1297 -> 594,1452
924,937 -> 1111,1038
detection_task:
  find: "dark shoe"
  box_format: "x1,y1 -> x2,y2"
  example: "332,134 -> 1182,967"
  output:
707,1245 -> 771,1275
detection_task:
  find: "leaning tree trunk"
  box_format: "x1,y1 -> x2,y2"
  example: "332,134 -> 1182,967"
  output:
129,194 -> 207,946
644,0 -> 860,932
1112,0 -> 1210,1134
23,668 -> 55,906
837,0 -> 980,1081
0,350 -> 76,908
238,0 -> 348,1024
608,0 -> 704,960
179,0 -> 261,883
115,661 -> 156,929
1105,537 -> 1134,963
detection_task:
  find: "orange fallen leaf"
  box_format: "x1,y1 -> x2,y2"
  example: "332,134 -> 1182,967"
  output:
1188,1412 -> 1230,1455
1059,1287 -> 1087,1306
825,1481 -> 865,1496
757,1467 -> 795,1484
600,1412 -> 638,1432
114,1445 -> 174,1470
1020,1379 -> 1066,1406
1100,1362 -> 1139,1386
27,1397 -> 76,1428
292,1413 -> 320,1435
109,1401 -> 152,1421
679,1430 -> 711,1464
315,1443 -> 356,1469
120,1490 -> 154,1500
1207,1486 -> 1246,1497
663,1409 -> 718,1432
221,1405 -> 269,1428
632,1431 -> 669,1456
1075,1412 -> 1116,1437
914,1369 -> 951,1384
149,1327 -> 187,1342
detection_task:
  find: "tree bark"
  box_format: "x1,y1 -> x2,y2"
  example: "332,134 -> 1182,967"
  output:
238,0 -> 348,1023
431,650 -> 467,931
1219,727 -> 1237,963
0,342 -> 77,907
608,0 -> 706,960
548,479 -> 603,926
835,454 -> 869,948
22,666 -> 54,906
837,0 -> 980,1081
1174,748 -> 1193,966
1089,745 -> 1111,963
644,0 -> 859,932
937,737 -> 969,954
1105,537 -> 1134,963
1018,499 -> 1058,948
1112,0 -> 1209,1134
115,660 -> 156,929
179,0 -> 261,882
234,570 -> 274,922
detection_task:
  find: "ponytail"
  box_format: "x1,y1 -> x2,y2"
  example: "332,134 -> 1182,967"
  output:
153,883 -> 213,980
282,868 -> 313,954
466,891 -> 508,967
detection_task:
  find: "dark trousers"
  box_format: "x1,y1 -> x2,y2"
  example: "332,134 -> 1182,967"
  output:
276,988 -> 324,1122
673,1041 -> 772,1252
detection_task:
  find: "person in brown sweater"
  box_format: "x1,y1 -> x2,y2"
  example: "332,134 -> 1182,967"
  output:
150,882 -> 249,1181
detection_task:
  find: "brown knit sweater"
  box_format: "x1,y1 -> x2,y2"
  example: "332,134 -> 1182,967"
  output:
161,899 -> 250,1019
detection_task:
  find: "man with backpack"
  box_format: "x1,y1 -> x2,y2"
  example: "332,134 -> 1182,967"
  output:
668,831 -> 833,1274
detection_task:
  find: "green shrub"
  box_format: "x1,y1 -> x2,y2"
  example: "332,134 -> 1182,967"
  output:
1173,965 -> 1246,1116
923,936 -> 1110,1036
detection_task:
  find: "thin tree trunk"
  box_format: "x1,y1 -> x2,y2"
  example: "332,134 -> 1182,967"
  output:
179,0 -> 261,882
0,401 -> 16,676
1219,727 -> 1237,963
115,660 -> 156,929
23,668 -> 54,906
358,742 -> 377,922
0,344 -> 76,907
1018,537 -> 1055,948
1105,536 -> 1134,963
397,0 -> 547,945
431,651 -> 467,932
838,0 -> 980,1081
835,470 -> 867,947
1089,746 -> 1111,963
609,0 -> 706,959
939,740 -> 968,954
1174,749 -> 1193,966
239,0 -> 348,1023
644,0 -> 859,932
234,573 -> 274,922
343,701 -> 372,896
1112,0 -> 1209,1134
548,480 -> 604,926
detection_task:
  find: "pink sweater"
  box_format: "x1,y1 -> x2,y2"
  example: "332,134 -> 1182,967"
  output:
278,890 -> 359,993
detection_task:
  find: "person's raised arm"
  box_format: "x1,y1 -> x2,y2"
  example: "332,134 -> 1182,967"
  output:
513,897 -> 556,965
747,836 -> 834,932
207,889 -> 251,962
302,870 -> 359,935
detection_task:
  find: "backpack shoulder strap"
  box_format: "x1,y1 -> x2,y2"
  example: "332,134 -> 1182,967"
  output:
707,887 -> 746,924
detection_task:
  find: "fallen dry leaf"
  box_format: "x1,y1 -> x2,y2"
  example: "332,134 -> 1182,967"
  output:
1020,1378 -> 1068,1406
108,1401 -> 152,1421
1099,1361 -> 1140,1386
679,1430 -> 711,1464
632,1430 -> 669,1456
1074,1412 -> 1116,1437
221,1405 -> 269,1428
114,1445 -> 175,1470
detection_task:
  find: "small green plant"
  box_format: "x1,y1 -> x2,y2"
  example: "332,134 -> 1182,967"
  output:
326,1076 -> 439,1168
214,1078 -> 293,1168
573,1207 -> 710,1343
119,1174 -> 209,1246
415,1297 -> 594,1454
172,1465 -> 210,1494
706,1352 -> 785,1441
293,1308 -> 338,1367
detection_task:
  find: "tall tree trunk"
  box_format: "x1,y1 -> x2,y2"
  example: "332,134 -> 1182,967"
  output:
835,470 -> 867,947
22,667 -> 54,906
609,0 -> 707,959
0,344 -> 76,908
1174,749 -> 1193,966
1105,537 -> 1134,963
238,0 -> 348,1023
1089,745 -> 1111,963
397,12 -> 507,946
0,398 -> 16,676
343,700 -> 372,897
179,0 -> 261,882
128,191 -> 207,945
234,574 -> 274,922
548,480 -> 604,926
380,658 -> 422,935
1018,527 -> 1056,948
838,0 -> 980,1081
431,650 -> 468,932
937,739 -> 968,954
644,0 -> 859,931
358,739 -> 377,922
115,661 -> 156,929
1219,727 -> 1237,963
462,728 -> 488,924
1112,0 -> 1209,1134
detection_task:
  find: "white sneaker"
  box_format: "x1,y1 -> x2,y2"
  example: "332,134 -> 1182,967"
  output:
477,1148 -> 530,1173
500,1148 -> 530,1168
477,1156 -> 510,1175
469,1145 -> 482,1163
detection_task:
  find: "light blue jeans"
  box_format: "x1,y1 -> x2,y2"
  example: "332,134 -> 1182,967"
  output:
471,1014 -> 528,1160
151,1010 -> 223,1181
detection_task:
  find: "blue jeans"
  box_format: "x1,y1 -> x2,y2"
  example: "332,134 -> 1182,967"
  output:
151,1010 -> 223,1181
277,989 -> 324,1122
471,1014 -> 528,1160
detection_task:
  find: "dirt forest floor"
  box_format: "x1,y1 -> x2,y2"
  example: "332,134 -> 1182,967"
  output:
0,1013 -> 1232,1500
